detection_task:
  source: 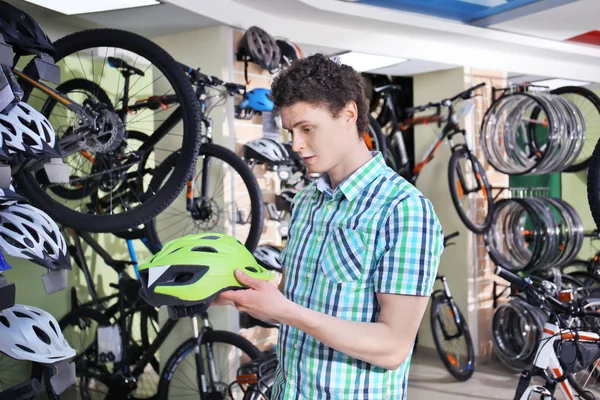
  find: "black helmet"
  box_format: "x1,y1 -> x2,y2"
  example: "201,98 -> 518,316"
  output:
237,26 -> 280,73
276,39 -> 303,68
0,1 -> 55,56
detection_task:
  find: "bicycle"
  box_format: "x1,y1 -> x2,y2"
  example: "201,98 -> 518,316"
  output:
37,224 -> 263,399
496,266 -> 600,400
13,28 -> 201,233
428,232 -> 475,381
34,53 -> 264,251
374,83 -> 493,234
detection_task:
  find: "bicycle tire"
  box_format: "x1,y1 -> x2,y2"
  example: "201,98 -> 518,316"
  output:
567,372 -> 598,400
367,115 -> 386,157
552,86 -> 600,172
588,138 -> 600,230
157,330 -> 263,399
43,306 -> 161,400
448,148 -> 493,234
150,143 -> 263,252
17,28 -> 200,233
430,293 -> 475,381
40,307 -> 111,400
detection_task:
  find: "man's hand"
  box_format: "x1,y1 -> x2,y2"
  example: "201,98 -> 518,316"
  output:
219,269 -> 291,324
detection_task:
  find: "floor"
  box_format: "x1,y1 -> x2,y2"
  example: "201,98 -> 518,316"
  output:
408,351 -> 523,400
38,352 -> 547,399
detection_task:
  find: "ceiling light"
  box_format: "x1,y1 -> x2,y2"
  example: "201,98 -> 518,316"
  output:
24,0 -> 160,15
458,0 -> 507,7
532,78 -> 591,90
331,51 -> 407,73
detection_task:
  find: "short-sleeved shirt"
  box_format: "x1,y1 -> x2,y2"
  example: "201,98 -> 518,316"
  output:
271,152 -> 444,400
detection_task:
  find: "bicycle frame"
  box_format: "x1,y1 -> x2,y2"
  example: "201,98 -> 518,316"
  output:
515,321 -> 599,400
381,89 -> 470,185
14,64 -> 182,161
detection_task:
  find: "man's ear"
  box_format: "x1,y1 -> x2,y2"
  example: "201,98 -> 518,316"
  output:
342,101 -> 358,125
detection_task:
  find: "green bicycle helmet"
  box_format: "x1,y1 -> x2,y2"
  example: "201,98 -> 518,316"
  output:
138,233 -> 274,316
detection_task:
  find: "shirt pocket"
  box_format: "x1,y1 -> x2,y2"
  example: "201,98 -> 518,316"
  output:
320,227 -> 367,283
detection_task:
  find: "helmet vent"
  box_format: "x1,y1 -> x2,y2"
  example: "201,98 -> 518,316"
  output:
192,246 -> 218,253
200,235 -> 220,240
16,344 -> 34,353
49,320 -> 58,335
34,326 -> 51,345
14,311 -> 32,319
173,272 -> 195,283
0,316 -> 9,327
0,120 -> 16,135
245,266 -> 258,273
168,247 -> 183,255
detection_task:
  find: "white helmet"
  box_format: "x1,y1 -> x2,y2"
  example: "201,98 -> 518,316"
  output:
0,101 -> 60,158
253,245 -> 283,272
275,189 -> 298,214
242,138 -> 289,164
0,204 -> 70,270
0,304 -> 75,363
0,184 -> 26,206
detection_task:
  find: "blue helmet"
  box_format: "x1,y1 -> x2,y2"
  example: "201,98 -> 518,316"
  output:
239,89 -> 274,112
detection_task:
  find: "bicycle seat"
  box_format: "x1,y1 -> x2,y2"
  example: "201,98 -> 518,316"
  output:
107,57 -> 145,77
374,84 -> 402,94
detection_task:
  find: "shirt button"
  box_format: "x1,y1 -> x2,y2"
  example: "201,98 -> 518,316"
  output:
306,272 -> 312,279
327,204 -> 333,211
317,236 -> 322,242
294,343 -> 299,349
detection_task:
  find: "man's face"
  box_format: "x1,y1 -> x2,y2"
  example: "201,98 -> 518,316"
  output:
280,102 -> 356,174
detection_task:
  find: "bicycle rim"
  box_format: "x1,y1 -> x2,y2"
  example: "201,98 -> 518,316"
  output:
150,143 -> 263,252
17,28 -> 200,233
430,294 -> 474,381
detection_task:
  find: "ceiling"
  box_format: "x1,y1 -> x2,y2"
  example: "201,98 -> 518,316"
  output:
9,0 -> 600,80
8,0 -> 220,38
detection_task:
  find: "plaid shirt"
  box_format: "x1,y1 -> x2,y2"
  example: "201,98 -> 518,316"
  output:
271,152 -> 443,400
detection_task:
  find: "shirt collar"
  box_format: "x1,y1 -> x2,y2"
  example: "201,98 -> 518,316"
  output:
315,151 -> 385,201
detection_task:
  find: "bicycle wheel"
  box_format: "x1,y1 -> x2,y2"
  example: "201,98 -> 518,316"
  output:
17,28 -> 200,233
150,143 -> 263,252
588,139 -> 600,230
365,115 -> 386,156
430,293 -> 475,381
552,86 -> 600,172
157,330 -> 263,399
448,148 -> 493,234
42,307 -> 159,400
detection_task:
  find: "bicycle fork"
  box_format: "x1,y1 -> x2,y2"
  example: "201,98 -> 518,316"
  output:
435,276 -> 464,340
191,314 -> 219,400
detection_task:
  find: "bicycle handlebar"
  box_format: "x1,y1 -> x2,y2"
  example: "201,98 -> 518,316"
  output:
405,83 -> 486,114
495,266 -> 570,314
178,62 -> 245,93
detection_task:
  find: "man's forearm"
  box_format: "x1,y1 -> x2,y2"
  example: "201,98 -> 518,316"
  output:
279,302 -> 412,370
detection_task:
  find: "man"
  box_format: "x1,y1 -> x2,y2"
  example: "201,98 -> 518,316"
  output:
218,53 -> 444,399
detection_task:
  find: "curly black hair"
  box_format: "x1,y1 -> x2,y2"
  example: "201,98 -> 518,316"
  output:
271,53 -> 369,135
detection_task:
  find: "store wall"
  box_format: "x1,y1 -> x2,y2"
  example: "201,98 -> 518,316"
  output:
562,162 -> 595,259
411,67 -> 470,350
151,25 -> 240,364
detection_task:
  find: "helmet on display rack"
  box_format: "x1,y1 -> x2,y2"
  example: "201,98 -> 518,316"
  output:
0,184 -> 27,206
239,88 -> 274,112
138,233 -> 274,312
253,245 -> 283,272
0,304 -> 75,363
275,189 -> 298,214
276,39 -> 303,68
242,138 -> 289,165
236,26 -> 280,73
0,203 -> 71,271
0,1 -> 55,56
0,101 -> 60,159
